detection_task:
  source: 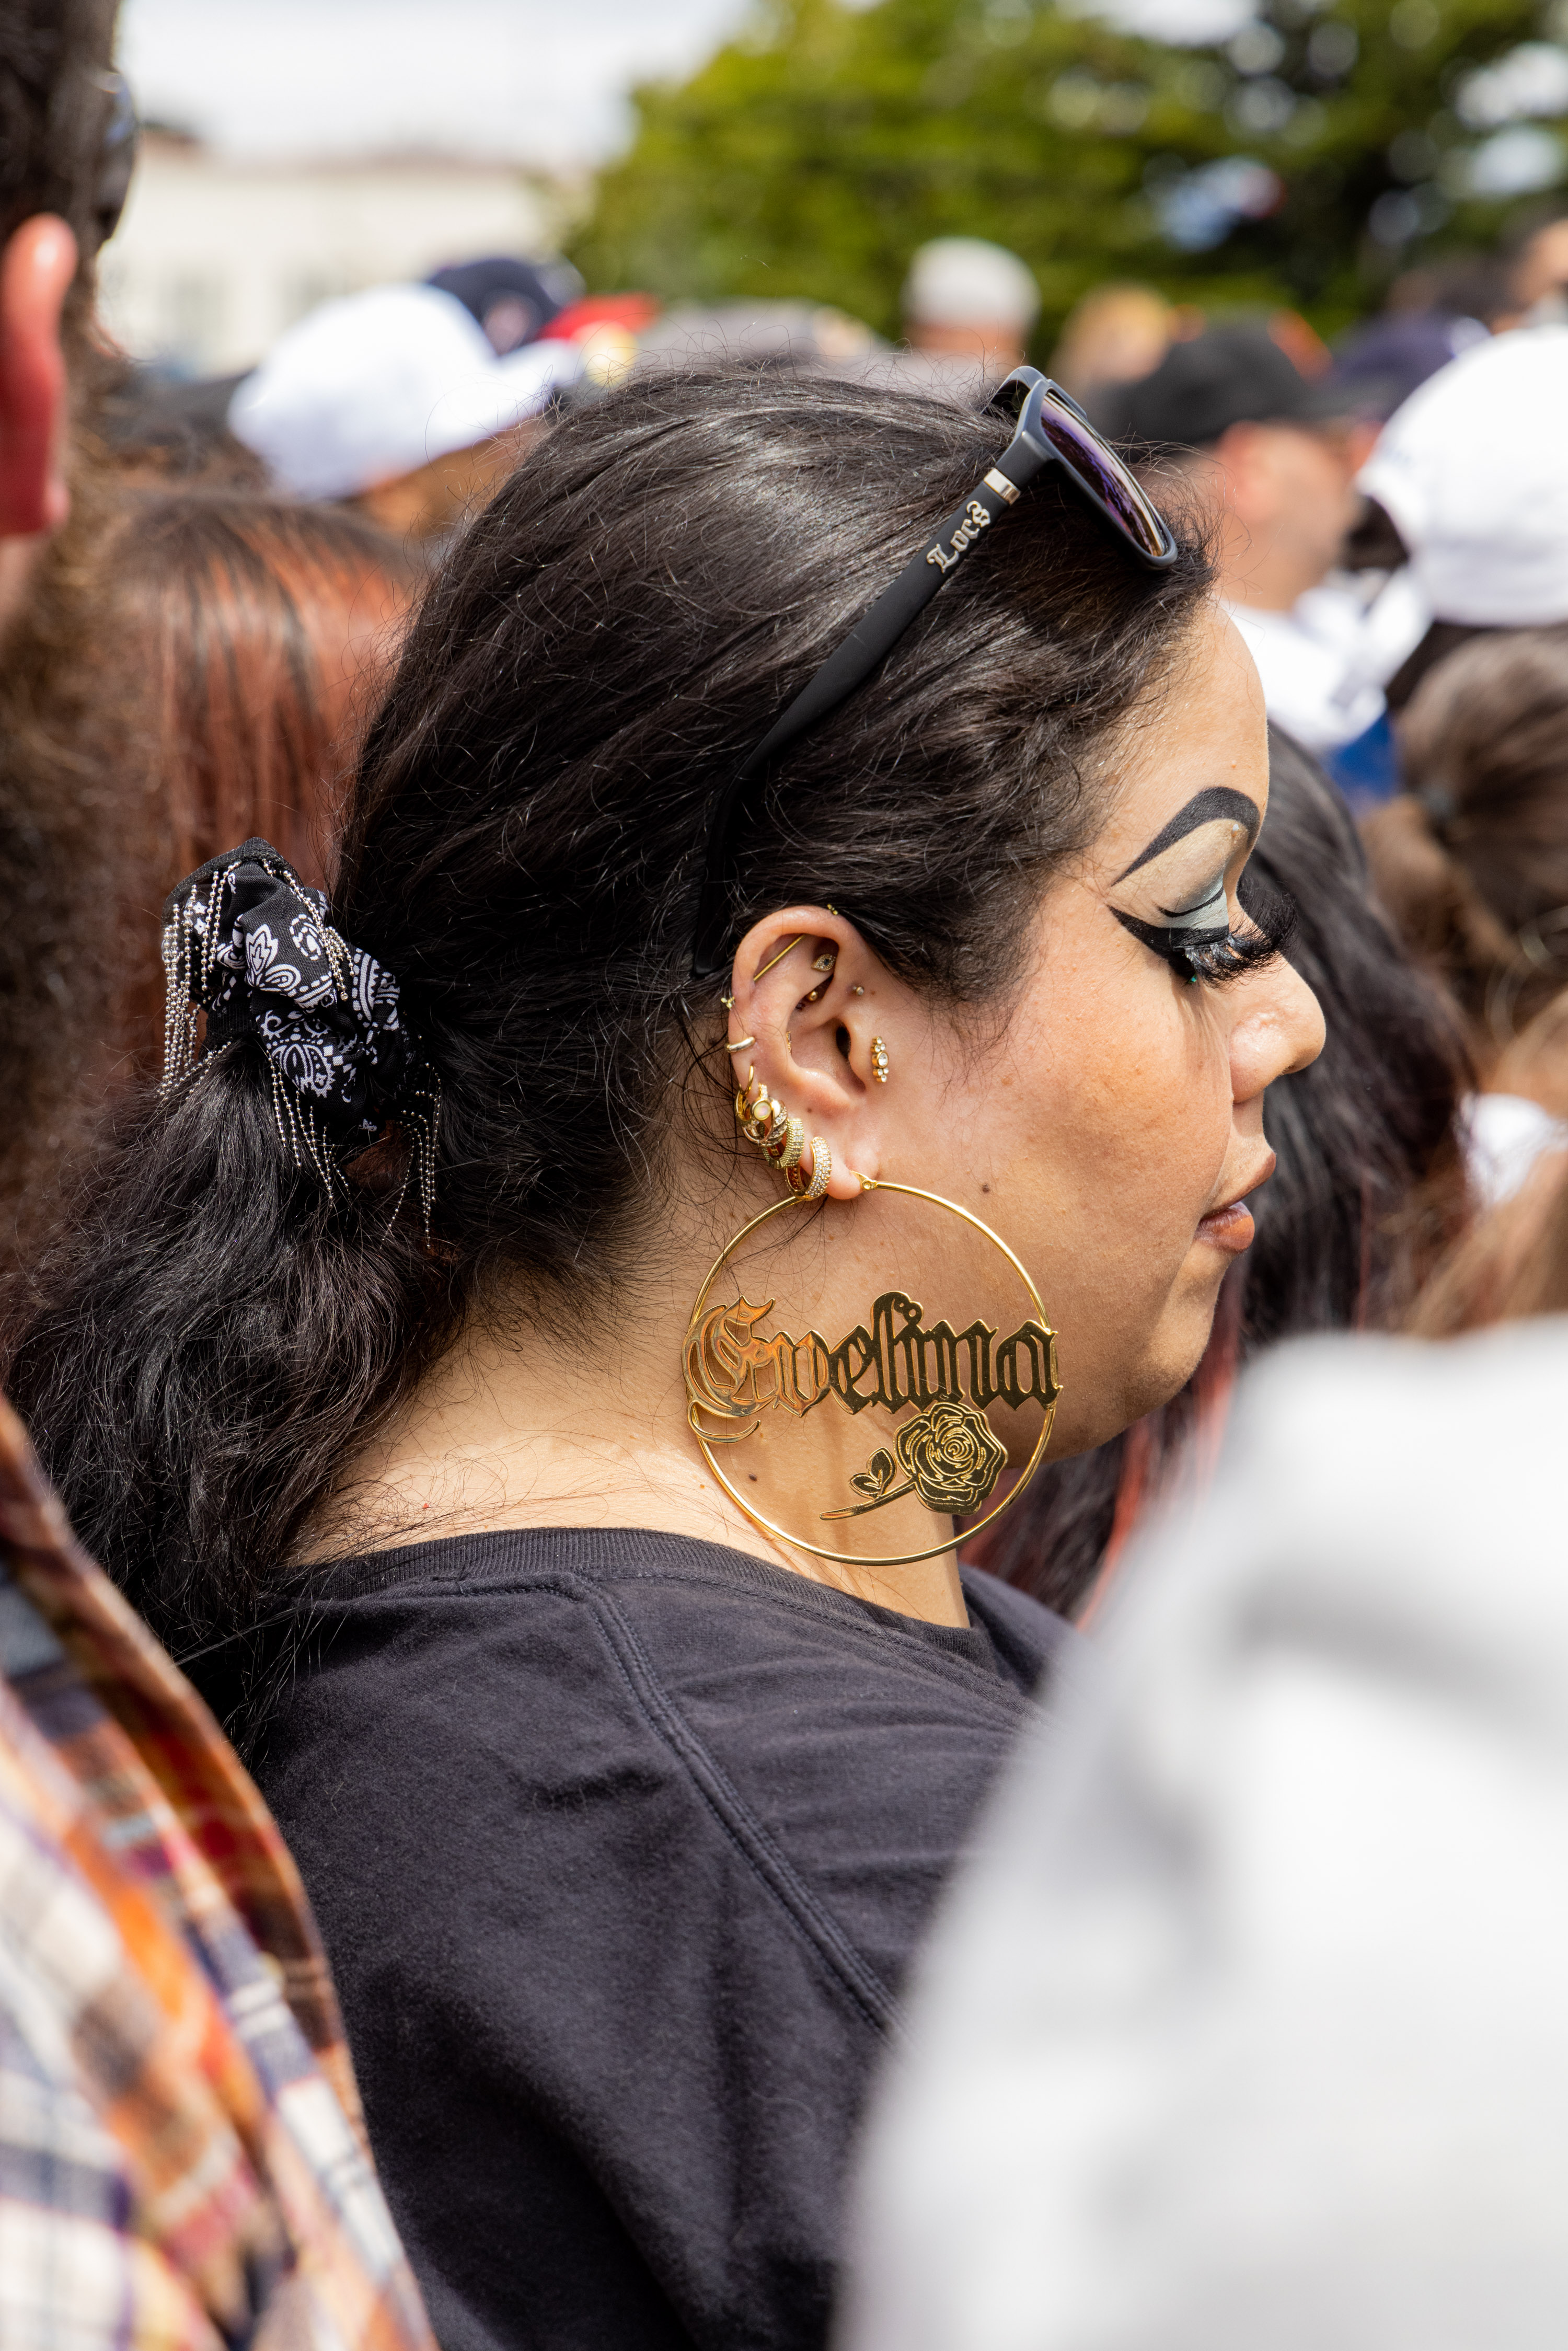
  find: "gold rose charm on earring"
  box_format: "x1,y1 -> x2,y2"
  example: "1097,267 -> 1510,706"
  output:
870,1036 -> 890,1085
834,1401 -> 1007,1520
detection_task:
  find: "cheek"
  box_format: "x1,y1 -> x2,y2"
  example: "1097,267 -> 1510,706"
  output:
1000,946 -> 1235,1280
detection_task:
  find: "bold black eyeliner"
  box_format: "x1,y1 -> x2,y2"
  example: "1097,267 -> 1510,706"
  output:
1112,906 -> 1227,965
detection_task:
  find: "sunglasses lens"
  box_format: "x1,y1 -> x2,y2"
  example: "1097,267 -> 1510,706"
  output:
1033,390 -> 1174,561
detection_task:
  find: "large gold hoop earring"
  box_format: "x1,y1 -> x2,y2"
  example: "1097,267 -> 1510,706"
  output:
683,1182 -> 1060,1569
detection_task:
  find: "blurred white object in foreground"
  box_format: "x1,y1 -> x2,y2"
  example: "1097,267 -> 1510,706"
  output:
230,283 -> 579,502
842,1326 -> 1568,2351
1359,326 -> 1568,627
1461,1093 -> 1568,1210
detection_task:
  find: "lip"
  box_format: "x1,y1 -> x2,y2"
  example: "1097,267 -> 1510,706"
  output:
1195,1149 -> 1276,1256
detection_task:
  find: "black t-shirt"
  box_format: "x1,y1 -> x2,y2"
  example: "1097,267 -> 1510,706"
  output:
253,1526 -> 1069,2351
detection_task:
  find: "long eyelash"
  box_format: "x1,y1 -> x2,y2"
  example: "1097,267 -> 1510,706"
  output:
1182,883 -> 1299,990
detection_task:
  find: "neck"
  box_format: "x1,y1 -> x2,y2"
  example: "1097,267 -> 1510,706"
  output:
305,1189 -> 971,1629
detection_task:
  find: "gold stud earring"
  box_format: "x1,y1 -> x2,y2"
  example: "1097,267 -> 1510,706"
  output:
870,1037 -> 890,1085
812,951 -> 836,974
850,985 -> 865,997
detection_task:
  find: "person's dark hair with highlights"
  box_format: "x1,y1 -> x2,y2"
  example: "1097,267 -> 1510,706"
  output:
113,491 -> 417,891
11,366 -> 1324,2350
93,490 -> 418,1075
971,728 -> 1468,1621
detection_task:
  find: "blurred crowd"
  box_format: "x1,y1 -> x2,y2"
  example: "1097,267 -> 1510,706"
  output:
6,2 -> 1568,2347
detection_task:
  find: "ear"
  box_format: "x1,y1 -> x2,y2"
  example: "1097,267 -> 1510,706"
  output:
0,216 -> 77,540
724,907 -> 902,1204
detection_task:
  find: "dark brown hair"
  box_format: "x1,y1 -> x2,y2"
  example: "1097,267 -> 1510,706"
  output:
94,490 -> 419,1077
0,0 -> 121,340
1364,627 -> 1568,1056
111,491 -> 418,892
11,367 -> 1212,1671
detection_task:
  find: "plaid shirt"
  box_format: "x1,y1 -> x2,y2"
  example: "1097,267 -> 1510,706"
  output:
0,1391 -> 435,2351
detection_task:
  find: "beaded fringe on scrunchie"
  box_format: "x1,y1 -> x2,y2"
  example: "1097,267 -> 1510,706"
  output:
160,839 -> 439,1229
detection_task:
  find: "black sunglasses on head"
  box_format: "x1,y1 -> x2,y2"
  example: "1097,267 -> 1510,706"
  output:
689,366 -> 1181,984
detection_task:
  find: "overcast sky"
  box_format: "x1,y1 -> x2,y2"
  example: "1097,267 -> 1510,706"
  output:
118,0 -> 1252,166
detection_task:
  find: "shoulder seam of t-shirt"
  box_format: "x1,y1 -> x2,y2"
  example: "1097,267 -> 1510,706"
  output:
329,1567 -> 1027,1729
513,1571 -> 909,2045
306,1526 -> 1037,1716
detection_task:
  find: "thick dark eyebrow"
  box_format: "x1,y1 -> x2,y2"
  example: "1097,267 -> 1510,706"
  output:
1113,787 -> 1261,885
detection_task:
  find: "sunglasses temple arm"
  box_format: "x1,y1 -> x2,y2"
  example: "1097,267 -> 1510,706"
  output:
736,408 -> 1054,791
687,429 -> 1057,981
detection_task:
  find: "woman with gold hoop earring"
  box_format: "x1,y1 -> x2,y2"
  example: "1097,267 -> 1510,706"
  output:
14,366 -> 1323,2351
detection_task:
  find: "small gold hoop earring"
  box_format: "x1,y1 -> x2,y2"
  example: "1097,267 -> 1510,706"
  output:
767,1114 -> 805,1172
724,1035 -> 757,1055
786,1136 -> 832,1202
870,1037 -> 890,1085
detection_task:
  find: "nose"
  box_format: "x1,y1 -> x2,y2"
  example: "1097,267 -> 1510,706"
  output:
1230,956 -> 1325,1105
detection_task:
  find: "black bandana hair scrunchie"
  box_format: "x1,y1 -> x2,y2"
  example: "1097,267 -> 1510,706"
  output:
160,839 -> 437,1220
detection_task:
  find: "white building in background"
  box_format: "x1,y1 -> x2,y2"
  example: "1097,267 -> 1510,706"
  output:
98,131 -> 573,377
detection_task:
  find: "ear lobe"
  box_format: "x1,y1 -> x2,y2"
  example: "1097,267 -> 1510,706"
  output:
0,217 -> 78,540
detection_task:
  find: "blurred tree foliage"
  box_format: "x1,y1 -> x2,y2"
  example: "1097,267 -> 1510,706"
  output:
570,0 -> 1568,343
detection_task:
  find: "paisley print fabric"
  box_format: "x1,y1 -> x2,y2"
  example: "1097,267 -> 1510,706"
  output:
165,840 -> 414,1148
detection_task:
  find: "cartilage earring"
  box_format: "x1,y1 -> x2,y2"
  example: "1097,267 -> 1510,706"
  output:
767,1114 -> 805,1173
870,1037 -> 890,1085
786,1135 -> 832,1202
802,949 -> 837,1004
735,1077 -> 783,1152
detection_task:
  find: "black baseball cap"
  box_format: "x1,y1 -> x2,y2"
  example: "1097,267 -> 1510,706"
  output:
1098,322 -> 1352,447
425,257 -> 584,353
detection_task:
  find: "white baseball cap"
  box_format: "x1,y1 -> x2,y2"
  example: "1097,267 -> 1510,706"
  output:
229,282 -> 581,502
1357,325 -> 1568,627
902,238 -> 1040,332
